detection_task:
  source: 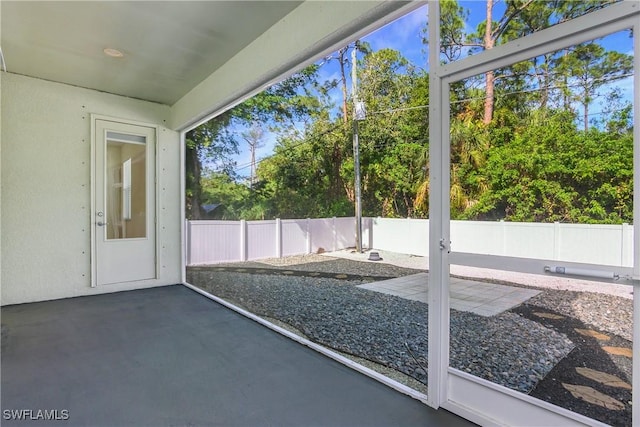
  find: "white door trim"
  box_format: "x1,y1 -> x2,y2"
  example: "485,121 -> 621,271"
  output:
90,114 -> 160,288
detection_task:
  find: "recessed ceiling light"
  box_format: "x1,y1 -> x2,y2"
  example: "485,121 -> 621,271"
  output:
103,48 -> 124,58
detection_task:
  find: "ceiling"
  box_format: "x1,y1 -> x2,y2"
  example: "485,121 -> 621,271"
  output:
1,1 -> 302,105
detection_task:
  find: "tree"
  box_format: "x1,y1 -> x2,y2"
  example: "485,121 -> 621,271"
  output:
463,109 -> 633,223
348,48 -> 426,217
200,172 -> 249,219
555,43 -> 633,131
321,41 -> 372,201
429,0 -> 534,123
429,0 -> 617,124
189,5 -> 632,225
185,65 -> 322,219
185,112 -> 237,219
253,48 -> 428,218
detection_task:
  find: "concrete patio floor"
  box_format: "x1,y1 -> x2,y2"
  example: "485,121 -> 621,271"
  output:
1,285 -> 475,427
358,273 -> 540,316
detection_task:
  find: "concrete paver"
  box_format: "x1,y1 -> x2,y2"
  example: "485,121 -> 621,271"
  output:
358,272 -> 540,316
324,249 -> 633,300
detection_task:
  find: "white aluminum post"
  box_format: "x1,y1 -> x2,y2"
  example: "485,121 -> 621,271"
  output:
306,218 -> 312,255
180,131 -> 187,281
427,0 -> 449,409
633,16 -> 640,424
634,295 -> 639,425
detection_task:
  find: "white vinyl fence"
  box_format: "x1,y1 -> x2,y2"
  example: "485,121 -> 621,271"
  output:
187,217 -> 634,267
370,218 -> 634,268
186,217 -> 371,265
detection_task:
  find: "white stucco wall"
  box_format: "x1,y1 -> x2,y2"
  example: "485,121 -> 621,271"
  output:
1,73 -> 181,305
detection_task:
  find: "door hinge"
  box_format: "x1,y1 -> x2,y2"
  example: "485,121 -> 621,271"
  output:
439,238 -> 450,253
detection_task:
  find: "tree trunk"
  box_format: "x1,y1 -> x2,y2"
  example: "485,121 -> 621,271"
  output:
250,142 -> 257,189
483,0 -> 495,124
562,50 -> 571,110
583,100 -> 589,131
339,47 -> 349,125
484,71 -> 495,124
331,46 -> 350,201
537,54 -> 551,109
185,143 -> 203,220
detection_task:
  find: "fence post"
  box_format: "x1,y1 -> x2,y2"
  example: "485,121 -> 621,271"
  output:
365,217 -> 373,250
240,220 -> 247,262
185,219 -> 190,266
500,220 -> 506,256
621,223 -> 631,267
276,218 -> 282,259
333,216 -> 337,252
306,218 -> 311,254
375,216 -> 381,251
553,222 -> 560,260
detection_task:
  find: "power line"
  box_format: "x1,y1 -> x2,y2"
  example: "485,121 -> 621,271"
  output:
451,72 -> 634,105
368,72 -> 634,115
221,72 -> 633,174
233,102 -> 629,168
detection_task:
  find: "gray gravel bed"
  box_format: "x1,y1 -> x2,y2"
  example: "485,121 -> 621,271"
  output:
251,254 -> 633,341
261,315 -> 428,395
450,310 -> 573,391
523,290 -> 633,341
214,254 -> 425,278
187,269 -> 574,394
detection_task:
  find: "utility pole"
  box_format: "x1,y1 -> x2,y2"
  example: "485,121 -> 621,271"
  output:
242,122 -> 264,190
351,43 -> 363,253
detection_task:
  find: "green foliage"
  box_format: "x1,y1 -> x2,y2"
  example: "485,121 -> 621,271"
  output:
186,2 -> 634,225
185,65 -> 322,219
185,112 -> 237,219
463,110 -> 633,223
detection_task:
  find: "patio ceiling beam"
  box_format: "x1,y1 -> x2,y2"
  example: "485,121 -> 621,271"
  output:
168,0 -> 417,131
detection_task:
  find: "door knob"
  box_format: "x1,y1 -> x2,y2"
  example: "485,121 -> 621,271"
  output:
97,221 -> 108,226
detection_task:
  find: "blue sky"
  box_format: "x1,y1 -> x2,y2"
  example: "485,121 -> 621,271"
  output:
228,3 -> 634,177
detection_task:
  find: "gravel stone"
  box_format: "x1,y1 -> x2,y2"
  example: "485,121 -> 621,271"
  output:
189,252 -> 634,425
188,267 -> 574,394
524,290 -> 633,341
214,254 -> 423,278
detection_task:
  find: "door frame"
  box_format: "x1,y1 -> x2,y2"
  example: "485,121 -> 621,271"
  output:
90,114 -> 161,288
427,2 -> 640,425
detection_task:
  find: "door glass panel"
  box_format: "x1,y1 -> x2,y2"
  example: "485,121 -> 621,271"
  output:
106,138 -> 147,239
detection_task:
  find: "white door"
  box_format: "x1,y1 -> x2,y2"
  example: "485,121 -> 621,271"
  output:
94,119 -> 157,285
